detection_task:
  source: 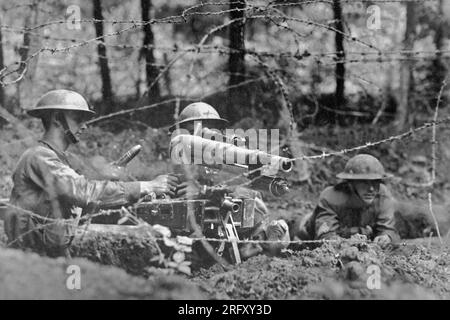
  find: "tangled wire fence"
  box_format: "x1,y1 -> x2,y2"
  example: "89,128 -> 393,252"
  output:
0,0 -> 449,255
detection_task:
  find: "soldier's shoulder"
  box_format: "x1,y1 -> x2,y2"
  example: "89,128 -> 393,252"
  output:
27,145 -> 57,156
319,184 -> 349,205
19,145 -> 57,163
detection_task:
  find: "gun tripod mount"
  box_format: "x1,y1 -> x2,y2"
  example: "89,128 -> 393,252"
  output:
216,197 -> 242,264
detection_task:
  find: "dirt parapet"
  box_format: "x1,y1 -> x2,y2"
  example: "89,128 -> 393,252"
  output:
192,236 -> 449,300
0,246 -> 204,299
394,201 -> 450,239
70,224 -> 162,276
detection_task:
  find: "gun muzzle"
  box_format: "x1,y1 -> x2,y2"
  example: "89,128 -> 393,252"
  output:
221,199 -> 240,213
113,145 -> 142,166
248,176 -> 290,197
269,178 -> 290,197
278,158 -> 294,173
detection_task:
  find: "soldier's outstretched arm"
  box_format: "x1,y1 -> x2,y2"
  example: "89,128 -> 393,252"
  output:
313,196 -> 341,240
27,147 -> 176,211
374,196 -> 400,243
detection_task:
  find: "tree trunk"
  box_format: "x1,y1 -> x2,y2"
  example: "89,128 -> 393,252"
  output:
93,0 -> 113,112
16,1 -> 41,113
0,15 -> 5,113
227,0 -> 246,123
431,0 -> 446,106
140,0 -> 160,102
15,5 -> 34,113
333,0 -> 345,107
396,2 -> 416,130
163,52 -> 173,97
17,22 -> 31,77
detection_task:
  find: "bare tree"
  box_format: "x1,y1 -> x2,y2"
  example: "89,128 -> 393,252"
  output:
333,0 -> 345,107
227,0 -> 246,123
140,0 -> 160,102
396,2 -> 416,129
13,1 -> 41,113
431,0 -> 446,105
0,14 -> 5,111
93,0 -> 113,112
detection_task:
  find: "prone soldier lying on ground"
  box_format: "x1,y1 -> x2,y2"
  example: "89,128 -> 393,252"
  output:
4,89 -> 179,258
294,154 -> 399,248
169,102 -> 290,260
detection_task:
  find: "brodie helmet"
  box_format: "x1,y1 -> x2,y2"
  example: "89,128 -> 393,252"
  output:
29,90 -> 95,144
169,102 -> 228,132
336,154 -> 391,180
28,89 -> 95,119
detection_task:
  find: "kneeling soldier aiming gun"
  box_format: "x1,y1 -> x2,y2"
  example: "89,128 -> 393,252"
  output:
4,89 -> 179,258
82,102 -> 293,264
167,102 -> 292,262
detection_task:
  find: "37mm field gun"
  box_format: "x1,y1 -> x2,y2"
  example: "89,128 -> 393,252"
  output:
170,133 -> 293,197
93,133 -> 294,263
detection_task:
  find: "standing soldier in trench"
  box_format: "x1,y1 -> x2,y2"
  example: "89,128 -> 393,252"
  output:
4,89 -> 179,258
294,154 -> 399,247
169,102 -> 290,260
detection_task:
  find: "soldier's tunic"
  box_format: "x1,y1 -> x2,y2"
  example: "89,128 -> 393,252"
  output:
301,182 -> 398,242
4,140 -> 141,256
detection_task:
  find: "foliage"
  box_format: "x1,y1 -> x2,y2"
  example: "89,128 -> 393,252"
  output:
0,0 -> 448,128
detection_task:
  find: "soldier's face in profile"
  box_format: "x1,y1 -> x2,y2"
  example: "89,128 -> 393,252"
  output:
351,180 -> 381,205
181,121 -> 195,133
181,120 -> 223,136
182,121 -> 204,135
64,111 -> 88,139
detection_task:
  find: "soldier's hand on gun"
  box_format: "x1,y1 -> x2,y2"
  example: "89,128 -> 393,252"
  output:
373,234 -> 391,249
141,174 -> 179,197
176,180 -> 201,199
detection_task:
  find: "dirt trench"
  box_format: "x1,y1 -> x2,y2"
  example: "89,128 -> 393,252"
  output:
0,221 -> 205,299
1,219 -> 449,300
0,246 -> 204,299
191,237 -> 450,300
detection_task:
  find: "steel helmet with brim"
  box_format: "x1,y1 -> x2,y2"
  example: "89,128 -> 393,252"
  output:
27,89 -> 95,120
336,154 -> 392,180
169,102 -> 228,132
28,90 -> 95,143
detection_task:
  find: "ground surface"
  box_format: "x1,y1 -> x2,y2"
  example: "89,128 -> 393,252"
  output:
0,244 -> 204,299
1,219 -> 448,299
191,237 -> 449,300
1,123 -> 450,299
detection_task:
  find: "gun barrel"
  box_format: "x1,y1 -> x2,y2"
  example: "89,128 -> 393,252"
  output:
248,176 -> 290,197
114,145 -> 142,166
171,134 -> 293,172
202,128 -> 246,146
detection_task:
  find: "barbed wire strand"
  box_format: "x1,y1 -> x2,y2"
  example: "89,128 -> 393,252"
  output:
0,200 -> 376,247
0,0 -> 448,259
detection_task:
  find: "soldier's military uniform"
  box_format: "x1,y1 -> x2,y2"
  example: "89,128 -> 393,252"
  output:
5,140 -> 141,257
300,183 -> 398,241
4,90 -> 175,257
297,154 -> 399,243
